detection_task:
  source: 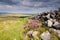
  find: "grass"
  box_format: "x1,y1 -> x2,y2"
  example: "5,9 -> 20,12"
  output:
0,17 -> 28,40
0,17 -> 60,40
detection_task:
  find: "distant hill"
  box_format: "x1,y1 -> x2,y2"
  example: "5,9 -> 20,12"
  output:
0,13 -> 32,17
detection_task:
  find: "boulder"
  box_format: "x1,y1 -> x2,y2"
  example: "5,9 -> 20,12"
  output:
26,30 -> 39,40
40,31 -> 53,40
52,21 -> 60,29
46,13 -> 50,19
26,30 -> 33,38
47,19 -> 53,27
32,31 -> 39,37
32,31 -> 39,39
49,28 -> 60,38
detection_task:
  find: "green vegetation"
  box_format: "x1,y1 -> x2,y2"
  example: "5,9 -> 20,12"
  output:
0,17 -> 28,40
0,17 -> 60,40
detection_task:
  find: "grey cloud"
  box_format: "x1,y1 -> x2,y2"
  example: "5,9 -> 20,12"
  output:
0,0 -> 18,5
0,0 -> 60,13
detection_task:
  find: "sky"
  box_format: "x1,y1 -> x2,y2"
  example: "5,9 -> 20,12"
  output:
0,0 -> 60,14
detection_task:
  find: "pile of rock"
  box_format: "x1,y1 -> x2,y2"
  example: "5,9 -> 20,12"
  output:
31,8 -> 60,29
24,8 -> 60,40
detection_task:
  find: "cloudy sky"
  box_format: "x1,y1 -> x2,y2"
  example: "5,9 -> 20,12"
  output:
0,0 -> 60,13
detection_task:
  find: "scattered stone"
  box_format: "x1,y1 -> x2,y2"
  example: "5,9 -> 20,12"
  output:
30,8 -> 60,29
32,31 -> 38,37
52,21 -> 60,29
56,30 -> 60,37
46,13 -> 50,19
40,31 -> 53,40
26,30 -> 33,38
25,8 -> 60,40
32,31 -> 39,39
49,28 -> 60,38
47,19 -> 53,27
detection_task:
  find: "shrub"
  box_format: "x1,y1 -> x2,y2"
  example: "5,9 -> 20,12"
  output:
24,19 -> 40,30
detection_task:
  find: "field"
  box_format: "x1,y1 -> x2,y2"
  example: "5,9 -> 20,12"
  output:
0,14 -> 59,40
0,17 -> 28,40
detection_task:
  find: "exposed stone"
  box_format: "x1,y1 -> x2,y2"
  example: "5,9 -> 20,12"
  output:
47,19 -> 53,27
32,31 -> 39,39
49,28 -> 60,38
52,20 -> 60,29
26,30 -> 33,38
40,31 -> 53,40
46,13 -> 50,19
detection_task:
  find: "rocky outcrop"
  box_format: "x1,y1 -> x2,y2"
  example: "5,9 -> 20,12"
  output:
24,8 -> 60,40
30,8 -> 60,29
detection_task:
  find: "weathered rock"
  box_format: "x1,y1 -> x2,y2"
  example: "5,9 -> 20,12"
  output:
56,30 -> 60,37
47,19 -> 53,27
52,20 -> 60,29
25,30 -> 39,40
32,31 -> 39,37
29,11 -> 60,30
26,30 -> 33,38
46,13 -> 50,19
49,28 -> 60,38
32,31 -> 39,39
40,31 -> 53,40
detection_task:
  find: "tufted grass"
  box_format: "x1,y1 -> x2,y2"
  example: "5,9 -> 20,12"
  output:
0,18 -> 28,40
0,17 -> 60,40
